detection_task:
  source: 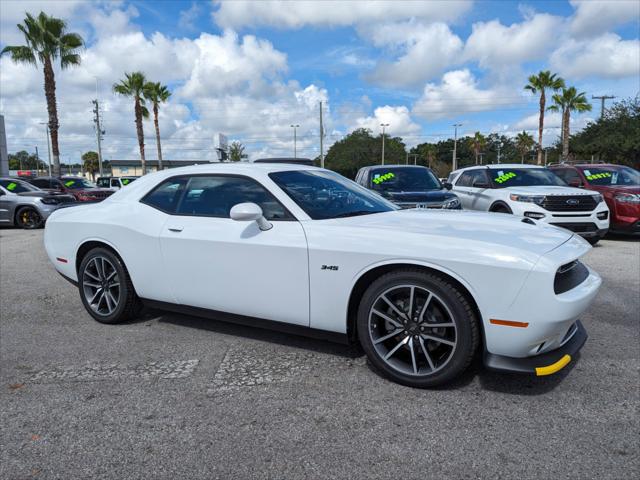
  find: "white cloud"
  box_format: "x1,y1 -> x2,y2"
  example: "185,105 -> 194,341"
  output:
350,105 -> 420,138
212,0 -> 472,29
550,33 -> 640,79
412,69 -> 517,120
364,22 -> 463,87
178,2 -> 201,31
570,0 -> 640,38
464,14 -> 563,68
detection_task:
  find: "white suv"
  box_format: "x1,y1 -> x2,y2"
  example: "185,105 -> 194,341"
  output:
449,164 -> 610,244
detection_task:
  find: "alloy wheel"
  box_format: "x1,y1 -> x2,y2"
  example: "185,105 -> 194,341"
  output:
82,256 -> 121,316
368,284 -> 457,376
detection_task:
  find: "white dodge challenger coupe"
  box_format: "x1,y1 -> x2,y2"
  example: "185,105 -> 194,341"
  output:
44,163 -> 601,387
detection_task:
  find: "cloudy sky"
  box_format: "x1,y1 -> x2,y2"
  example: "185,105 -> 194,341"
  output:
1,0 -> 638,163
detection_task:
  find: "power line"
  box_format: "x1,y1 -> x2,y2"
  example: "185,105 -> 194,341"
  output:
592,95 -> 616,119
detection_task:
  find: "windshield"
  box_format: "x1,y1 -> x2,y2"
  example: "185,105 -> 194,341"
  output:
61,178 -> 96,189
490,168 -> 567,188
370,167 -> 441,192
580,166 -> 640,186
269,170 -> 397,220
0,179 -> 38,193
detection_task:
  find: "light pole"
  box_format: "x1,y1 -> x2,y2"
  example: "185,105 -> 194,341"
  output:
39,122 -> 52,176
452,123 -> 462,171
290,124 -> 299,158
380,123 -> 389,165
496,142 -> 502,164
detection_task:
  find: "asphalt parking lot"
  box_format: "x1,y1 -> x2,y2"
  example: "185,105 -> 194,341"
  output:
1,228 -> 638,479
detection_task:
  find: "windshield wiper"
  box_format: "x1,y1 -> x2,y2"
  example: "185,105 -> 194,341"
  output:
332,210 -> 385,218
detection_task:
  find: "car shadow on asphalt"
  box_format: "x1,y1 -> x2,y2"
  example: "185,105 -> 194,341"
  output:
143,308 -> 361,359
136,308 -> 579,394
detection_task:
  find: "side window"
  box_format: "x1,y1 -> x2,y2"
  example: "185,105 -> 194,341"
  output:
96,178 -> 109,188
176,175 -> 292,220
141,177 -> 188,213
456,171 -> 473,187
469,169 -> 490,187
111,179 -> 120,187
32,178 -> 49,189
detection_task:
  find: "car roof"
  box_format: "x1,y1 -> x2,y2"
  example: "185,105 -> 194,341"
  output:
366,164 -> 430,170
451,164 -> 544,174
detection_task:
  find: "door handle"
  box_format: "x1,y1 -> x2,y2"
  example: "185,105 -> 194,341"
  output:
168,227 -> 183,232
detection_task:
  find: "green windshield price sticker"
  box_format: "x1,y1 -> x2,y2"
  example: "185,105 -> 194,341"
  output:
586,172 -> 612,181
64,180 -> 75,187
494,172 -> 517,184
122,179 -> 130,185
7,182 -> 17,191
372,172 -> 395,185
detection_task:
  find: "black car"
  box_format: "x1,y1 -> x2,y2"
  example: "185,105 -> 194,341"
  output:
355,165 -> 461,209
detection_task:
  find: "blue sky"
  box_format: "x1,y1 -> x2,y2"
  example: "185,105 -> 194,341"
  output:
1,0 -> 639,163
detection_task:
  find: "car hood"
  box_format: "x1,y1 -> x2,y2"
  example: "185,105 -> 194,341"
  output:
379,190 -> 457,203
600,184 -> 640,195
328,209 -> 575,256
502,185 -> 597,196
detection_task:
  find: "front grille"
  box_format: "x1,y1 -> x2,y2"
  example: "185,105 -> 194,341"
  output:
554,261 -> 589,294
542,195 -> 597,212
550,222 -> 598,233
396,202 -> 445,209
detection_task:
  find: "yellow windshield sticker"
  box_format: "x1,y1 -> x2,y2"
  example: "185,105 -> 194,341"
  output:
372,172 -> 395,185
6,182 -> 17,191
494,172 -> 517,184
586,172 -> 612,181
64,180 -> 75,187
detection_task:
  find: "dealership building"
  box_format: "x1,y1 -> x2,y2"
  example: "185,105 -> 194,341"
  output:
108,160 -> 205,176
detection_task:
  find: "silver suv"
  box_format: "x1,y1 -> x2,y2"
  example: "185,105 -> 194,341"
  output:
0,177 -> 76,229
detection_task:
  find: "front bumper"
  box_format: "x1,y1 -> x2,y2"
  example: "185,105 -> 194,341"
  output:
512,202 -> 610,239
484,320 -> 587,375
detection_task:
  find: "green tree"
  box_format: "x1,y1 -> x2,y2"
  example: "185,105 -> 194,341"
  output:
229,141 -> 246,162
324,128 -> 406,179
515,131 -> 535,164
468,131 -> 487,165
568,97 -> 640,167
81,151 -> 99,180
548,87 -> 592,161
524,71 -> 565,165
144,82 -> 171,170
8,151 -> 47,170
1,12 -> 84,176
113,72 -> 150,173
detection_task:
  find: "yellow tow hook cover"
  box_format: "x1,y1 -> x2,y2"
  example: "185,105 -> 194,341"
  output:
535,354 -> 572,376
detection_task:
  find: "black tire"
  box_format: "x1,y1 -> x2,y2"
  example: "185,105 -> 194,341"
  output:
356,269 -> 479,388
78,247 -> 141,324
586,237 -> 600,246
490,203 -> 512,214
15,206 -> 43,229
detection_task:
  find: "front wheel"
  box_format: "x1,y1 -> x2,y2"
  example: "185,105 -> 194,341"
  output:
78,248 -> 141,324
586,237 -> 600,246
357,269 -> 479,388
15,206 -> 43,229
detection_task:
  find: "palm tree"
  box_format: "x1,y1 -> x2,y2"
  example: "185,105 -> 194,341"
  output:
229,141 -> 246,162
469,132 -> 486,165
144,82 -> 171,170
515,131 -> 535,164
524,71 -> 565,165
1,12 -> 83,176
113,72 -> 149,173
423,144 -> 437,168
548,87 -> 592,162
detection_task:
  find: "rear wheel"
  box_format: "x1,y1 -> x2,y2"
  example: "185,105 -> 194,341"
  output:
78,248 -> 141,324
15,206 -> 43,229
357,269 -> 479,388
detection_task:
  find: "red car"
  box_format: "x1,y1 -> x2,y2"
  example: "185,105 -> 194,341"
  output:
29,176 -> 114,202
550,163 -> 640,235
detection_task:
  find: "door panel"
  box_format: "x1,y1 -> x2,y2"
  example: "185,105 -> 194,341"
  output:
160,217 -> 309,325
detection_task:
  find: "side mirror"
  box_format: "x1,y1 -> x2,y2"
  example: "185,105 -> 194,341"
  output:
473,181 -> 490,189
443,182 -> 453,190
230,202 -> 272,231
568,179 -> 583,188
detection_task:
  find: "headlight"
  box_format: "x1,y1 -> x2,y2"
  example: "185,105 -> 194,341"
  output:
615,193 -> 640,204
442,197 -> 460,209
509,194 -> 545,205
40,197 -> 60,205
592,194 -> 603,204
